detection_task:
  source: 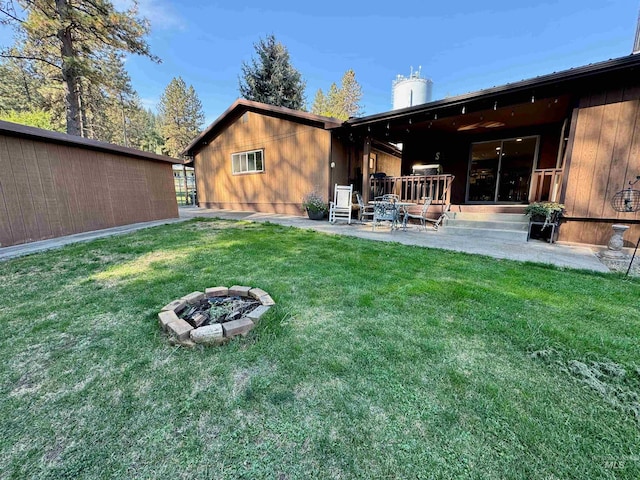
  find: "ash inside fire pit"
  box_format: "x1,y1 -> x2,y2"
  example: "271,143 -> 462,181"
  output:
181,296 -> 260,328
158,285 -> 275,346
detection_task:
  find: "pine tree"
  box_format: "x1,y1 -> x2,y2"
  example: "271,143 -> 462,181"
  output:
239,35 -> 306,110
158,77 -> 205,158
0,0 -> 158,136
311,89 -> 327,116
310,70 -> 364,120
339,69 -> 363,118
326,83 -> 341,117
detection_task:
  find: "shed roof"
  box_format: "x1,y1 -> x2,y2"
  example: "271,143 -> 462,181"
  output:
0,120 -> 181,164
183,99 -> 344,157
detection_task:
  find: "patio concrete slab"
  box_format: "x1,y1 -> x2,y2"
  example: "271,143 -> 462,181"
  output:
178,206 -> 611,273
0,206 -> 614,274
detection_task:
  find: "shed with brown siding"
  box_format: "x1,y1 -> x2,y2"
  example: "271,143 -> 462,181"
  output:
0,121 -> 179,247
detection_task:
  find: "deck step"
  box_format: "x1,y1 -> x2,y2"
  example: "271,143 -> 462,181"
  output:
444,219 -> 529,231
440,210 -> 530,242
446,212 -> 528,222
442,225 -> 529,242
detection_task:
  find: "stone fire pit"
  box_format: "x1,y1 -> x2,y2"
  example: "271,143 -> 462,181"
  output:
157,285 -> 274,346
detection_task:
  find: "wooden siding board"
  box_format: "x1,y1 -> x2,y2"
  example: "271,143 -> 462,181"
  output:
32,140 -> 62,238
0,136 -> 17,246
48,144 -> 75,236
20,138 -> 53,240
563,106 -> 589,214
624,99 -> 640,224
5,136 -> 40,242
567,96 -> 606,217
587,88 -> 623,218
602,97 -> 639,220
59,145 -> 86,233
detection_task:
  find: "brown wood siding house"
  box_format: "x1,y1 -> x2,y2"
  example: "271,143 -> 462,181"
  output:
184,100 -> 401,215
0,121 -> 179,247
346,54 -> 640,246
187,55 -> 640,246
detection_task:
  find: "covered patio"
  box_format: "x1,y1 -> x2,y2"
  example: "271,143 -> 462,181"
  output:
342,55 -> 640,246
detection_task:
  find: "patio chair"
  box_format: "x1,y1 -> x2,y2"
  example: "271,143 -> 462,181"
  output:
372,200 -> 399,231
329,184 -> 353,224
381,194 -> 399,203
356,192 -> 375,222
402,197 -> 433,231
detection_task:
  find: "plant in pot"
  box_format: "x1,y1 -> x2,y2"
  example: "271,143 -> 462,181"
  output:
525,201 -> 565,229
302,191 -> 328,220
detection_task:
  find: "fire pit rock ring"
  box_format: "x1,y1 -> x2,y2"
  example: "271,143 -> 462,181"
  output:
157,285 -> 274,346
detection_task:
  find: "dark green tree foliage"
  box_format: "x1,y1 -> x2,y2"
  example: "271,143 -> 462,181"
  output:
158,77 -> 205,158
0,0 -> 158,136
239,34 -> 306,110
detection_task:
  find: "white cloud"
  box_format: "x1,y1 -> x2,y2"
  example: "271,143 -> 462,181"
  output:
113,0 -> 186,30
140,97 -> 159,110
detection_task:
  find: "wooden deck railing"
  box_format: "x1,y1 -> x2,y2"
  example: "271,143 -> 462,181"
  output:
370,174 -> 455,206
529,168 -> 563,203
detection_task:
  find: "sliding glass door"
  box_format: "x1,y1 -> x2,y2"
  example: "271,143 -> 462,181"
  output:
467,136 -> 538,203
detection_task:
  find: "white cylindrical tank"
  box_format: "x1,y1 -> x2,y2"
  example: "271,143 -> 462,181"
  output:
392,67 -> 433,109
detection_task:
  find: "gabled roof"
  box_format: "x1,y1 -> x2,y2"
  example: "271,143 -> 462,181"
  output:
348,53 -> 640,126
183,99 -> 344,156
0,120 -> 181,164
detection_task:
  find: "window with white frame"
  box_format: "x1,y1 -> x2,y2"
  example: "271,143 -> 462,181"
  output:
231,149 -> 264,174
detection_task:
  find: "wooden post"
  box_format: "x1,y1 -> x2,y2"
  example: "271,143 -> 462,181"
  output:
362,135 -> 371,203
183,165 -> 189,205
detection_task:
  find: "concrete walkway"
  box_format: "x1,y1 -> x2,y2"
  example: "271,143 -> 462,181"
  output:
0,206 -> 611,273
0,217 -> 186,261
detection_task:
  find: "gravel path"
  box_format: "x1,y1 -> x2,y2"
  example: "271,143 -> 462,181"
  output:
597,252 -> 639,277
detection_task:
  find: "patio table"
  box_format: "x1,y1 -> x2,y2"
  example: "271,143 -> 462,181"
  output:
369,201 -> 416,231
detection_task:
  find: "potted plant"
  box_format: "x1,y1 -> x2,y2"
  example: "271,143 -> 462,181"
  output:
302,191 -> 328,220
525,201 -> 565,229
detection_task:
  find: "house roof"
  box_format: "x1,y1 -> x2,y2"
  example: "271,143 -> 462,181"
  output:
348,53 -> 640,127
0,120 -> 181,164
182,99 -> 344,157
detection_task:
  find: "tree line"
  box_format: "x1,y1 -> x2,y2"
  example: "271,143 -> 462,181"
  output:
0,2 -> 363,156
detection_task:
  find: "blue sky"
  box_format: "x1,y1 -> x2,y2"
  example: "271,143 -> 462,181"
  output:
1,1 -> 639,124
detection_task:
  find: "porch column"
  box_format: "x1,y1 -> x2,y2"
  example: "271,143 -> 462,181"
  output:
362,135 -> 371,202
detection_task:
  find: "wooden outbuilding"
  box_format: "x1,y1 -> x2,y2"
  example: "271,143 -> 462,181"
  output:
0,121 -> 179,247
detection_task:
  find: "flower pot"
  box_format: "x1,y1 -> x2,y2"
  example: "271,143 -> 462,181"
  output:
307,209 -> 325,220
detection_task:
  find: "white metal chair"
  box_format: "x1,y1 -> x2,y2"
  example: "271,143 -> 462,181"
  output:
356,193 -> 375,222
402,197 -> 433,231
329,184 -> 354,224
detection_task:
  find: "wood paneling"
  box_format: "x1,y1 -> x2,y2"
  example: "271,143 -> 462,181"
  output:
0,133 -> 178,247
558,220 -> 639,247
195,111 -> 331,214
562,86 -> 640,244
374,148 -> 401,177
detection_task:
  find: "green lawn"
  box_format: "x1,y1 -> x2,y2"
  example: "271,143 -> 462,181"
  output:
1,218 -> 639,479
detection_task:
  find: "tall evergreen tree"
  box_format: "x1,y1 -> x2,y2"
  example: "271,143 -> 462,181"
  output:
311,88 -> 327,116
339,69 -> 363,118
158,77 -> 205,158
239,34 -> 306,110
310,70 -> 364,120
0,0 -> 159,136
